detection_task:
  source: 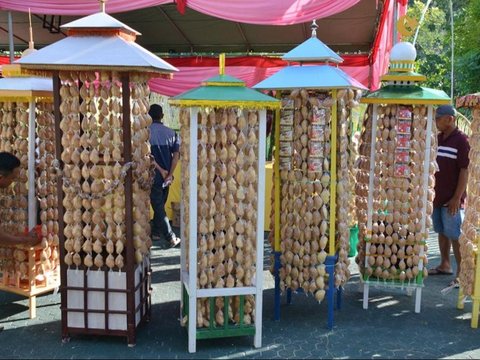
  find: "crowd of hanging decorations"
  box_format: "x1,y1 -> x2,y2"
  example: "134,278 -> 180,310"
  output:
170,54 -> 278,352
456,93 -> 480,328
254,20 -> 366,328
0,61 -> 59,319
16,7 -> 178,345
355,41 -> 450,312
0,2 -> 477,353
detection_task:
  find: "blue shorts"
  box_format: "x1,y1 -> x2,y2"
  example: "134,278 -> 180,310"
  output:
432,207 -> 464,240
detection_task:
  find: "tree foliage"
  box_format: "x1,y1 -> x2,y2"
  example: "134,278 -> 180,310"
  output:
404,0 -> 479,99
454,0 -> 480,96
405,1 -> 450,93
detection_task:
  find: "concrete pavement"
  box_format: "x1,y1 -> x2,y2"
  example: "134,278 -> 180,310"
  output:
0,231 -> 479,359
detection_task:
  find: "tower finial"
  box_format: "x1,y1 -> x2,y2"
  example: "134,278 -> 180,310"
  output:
100,0 -> 107,12
21,8 -> 37,57
311,19 -> 318,38
219,53 -> 225,75
28,8 -> 34,49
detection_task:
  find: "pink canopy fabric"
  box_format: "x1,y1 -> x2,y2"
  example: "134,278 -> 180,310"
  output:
0,0 -> 406,92
148,63 -> 369,97
148,0 -> 406,96
369,0 -> 407,90
0,1 -> 169,15
186,0 -> 361,25
0,0 -> 360,25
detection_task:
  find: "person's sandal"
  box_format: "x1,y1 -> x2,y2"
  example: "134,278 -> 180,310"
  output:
441,278 -> 460,295
428,267 -> 453,276
448,278 -> 460,288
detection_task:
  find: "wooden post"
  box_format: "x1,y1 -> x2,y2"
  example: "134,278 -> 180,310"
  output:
121,74 -> 135,347
52,72 -> 68,341
328,90 -> 338,256
363,103 -> 378,310
254,109 -> 266,348
27,100 -> 37,231
187,106 -> 198,353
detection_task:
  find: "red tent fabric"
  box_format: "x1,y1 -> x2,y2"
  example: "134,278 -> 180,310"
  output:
0,56 -> 15,66
148,55 -> 370,96
148,0 -> 405,96
0,0 -> 406,93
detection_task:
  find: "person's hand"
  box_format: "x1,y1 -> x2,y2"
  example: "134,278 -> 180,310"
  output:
155,163 -> 168,179
27,228 -> 37,237
163,175 -> 173,188
446,196 -> 461,216
160,169 -> 169,179
18,233 -> 40,247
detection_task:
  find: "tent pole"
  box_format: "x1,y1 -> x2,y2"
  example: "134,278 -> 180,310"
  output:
8,12 -> 14,63
28,100 -> 37,231
392,1 -> 398,45
449,0 -> 454,100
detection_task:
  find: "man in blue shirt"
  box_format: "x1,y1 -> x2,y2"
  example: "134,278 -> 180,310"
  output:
149,104 -> 181,247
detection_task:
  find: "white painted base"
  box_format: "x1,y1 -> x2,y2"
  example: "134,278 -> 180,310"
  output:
363,283 -> 369,310
66,258 -> 148,331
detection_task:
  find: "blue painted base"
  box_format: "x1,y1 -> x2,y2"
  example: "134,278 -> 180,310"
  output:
273,251 -> 342,329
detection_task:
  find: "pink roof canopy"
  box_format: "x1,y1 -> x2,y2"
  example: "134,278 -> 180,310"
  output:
0,0 -> 406,94
1,0 -> 362,25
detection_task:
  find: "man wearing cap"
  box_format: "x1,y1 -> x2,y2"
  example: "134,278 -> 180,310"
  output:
149,104 -> 181,248
429,105 -> 469,286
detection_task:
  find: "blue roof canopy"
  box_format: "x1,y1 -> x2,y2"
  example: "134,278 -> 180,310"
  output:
282,37 -> 343,64
254,65 -> 366,90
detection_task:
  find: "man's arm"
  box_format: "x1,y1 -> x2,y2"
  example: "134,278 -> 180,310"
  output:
166,130 -> 180,181
167,151 -> 180,180
0,231 -> 39,247
154,161 -> 169,179
446,167 -> 468,215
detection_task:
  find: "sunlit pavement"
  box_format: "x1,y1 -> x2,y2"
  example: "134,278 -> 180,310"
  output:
1,230 -> 479,359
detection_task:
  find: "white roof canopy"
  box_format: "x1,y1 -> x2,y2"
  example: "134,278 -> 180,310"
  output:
15,11 -> 178,74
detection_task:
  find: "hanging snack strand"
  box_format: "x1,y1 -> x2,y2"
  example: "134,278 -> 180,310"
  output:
356,42 -> 450,313
455,93 -> 480,326
0,63 -> 58,319
170,54 -> 279,353
16,9 -> 177,346
254,21 -> 366,328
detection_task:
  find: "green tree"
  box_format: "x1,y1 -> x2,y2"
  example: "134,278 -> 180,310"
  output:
405,0 -> 479,99
454,0 -> 480,97
405,1 -> 450,94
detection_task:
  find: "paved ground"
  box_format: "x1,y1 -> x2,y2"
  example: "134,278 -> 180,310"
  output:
1,231 -> 479,359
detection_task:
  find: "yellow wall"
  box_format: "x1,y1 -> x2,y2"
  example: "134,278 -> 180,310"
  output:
164,161 -> 274,231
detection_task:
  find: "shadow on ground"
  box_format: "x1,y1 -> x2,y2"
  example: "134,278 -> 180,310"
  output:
0,232 -> 479,359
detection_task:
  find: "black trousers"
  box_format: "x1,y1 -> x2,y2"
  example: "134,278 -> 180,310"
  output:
150,184 -> 176,242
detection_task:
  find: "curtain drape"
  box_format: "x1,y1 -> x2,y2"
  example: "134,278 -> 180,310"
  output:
147,62 -> 370,97
163,55 -> 369,68
0,0 -> 170,15
0,0 -> 407,92
0,0 -> 360,25
369,0 -> 407,90
186,0 -> 361,25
